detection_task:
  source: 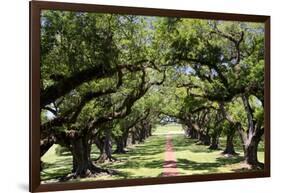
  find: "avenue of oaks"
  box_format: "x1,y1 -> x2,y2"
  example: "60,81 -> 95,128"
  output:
40,11 -> 265,180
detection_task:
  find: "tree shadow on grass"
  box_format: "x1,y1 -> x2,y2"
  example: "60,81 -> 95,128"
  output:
128,145 -> 164,156
172,135 -> 215,154
176,155 -> 244,174
112,160 -> 142,169
41,158 -> 73,181
112,170 -> 134,179
177,159 -> 219,173
216,156 -> 244,165
132,140 -> 166,154
110,158 -> 163,170
99,135 -> 168,172
231,167 -> 263,173
41,167 -> 71,181
42,158 -> 72,169
143,159 -> 163,168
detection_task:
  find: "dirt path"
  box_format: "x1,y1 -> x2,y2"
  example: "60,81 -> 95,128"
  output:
163,134 -> 179,177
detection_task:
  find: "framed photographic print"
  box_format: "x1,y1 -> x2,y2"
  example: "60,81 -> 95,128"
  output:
30,1 -> 270,192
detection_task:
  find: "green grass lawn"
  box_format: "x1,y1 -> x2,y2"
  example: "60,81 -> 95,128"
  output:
41,124 -> 264,183
173,135 -> 264,175
41,133 -> 167,183
153,124 -> 184,135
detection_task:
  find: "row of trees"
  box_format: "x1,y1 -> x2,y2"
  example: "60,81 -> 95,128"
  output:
40,11 -> 166,179
158,18 -> 265,168
40,10 -> 265,180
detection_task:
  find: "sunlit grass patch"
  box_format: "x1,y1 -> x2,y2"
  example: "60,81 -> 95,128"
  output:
172,134 -> 264,175
153,124 -> 184,135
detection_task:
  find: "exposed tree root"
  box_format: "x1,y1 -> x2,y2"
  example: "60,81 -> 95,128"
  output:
208,144 -> 220,150
245,161 -> 264,170
59,163 -> 118,182
95,155 -> 118,163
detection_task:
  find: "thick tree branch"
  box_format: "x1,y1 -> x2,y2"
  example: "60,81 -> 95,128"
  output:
41,59 -> 155,108
41,87 -> 120,135
41,66 -> 116,108
211,28 -> 244,64
88,69 -> 151,128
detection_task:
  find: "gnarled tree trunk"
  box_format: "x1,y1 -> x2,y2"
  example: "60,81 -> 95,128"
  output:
209,136 -> 219,150
96,128 -> 116,163
131,130 -> 136,144
59,133 -> 114,181
185,118 -> 199,139
138,126 -> 146,143
184,126 -> 198,139
198,130 -> 210,145
114,136 -> 126,154
238,124 -> 264,169
222,128 -> 237,155
244,137 -> 260,166
238,95 -> 264,169
70,137 -> 96,177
